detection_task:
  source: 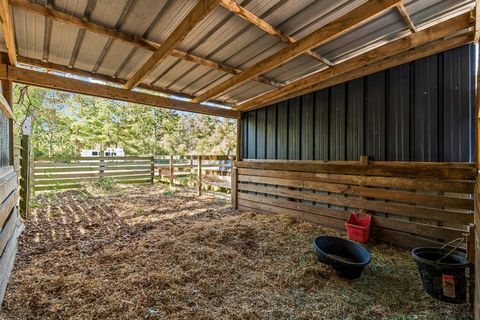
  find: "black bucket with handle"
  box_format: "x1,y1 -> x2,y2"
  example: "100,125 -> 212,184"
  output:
411,238 -> 469,304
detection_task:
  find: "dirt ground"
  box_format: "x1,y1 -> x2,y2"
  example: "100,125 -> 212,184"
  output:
0,184 -> 472,320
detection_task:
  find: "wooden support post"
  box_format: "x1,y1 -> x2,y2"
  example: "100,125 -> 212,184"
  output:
236,118 -> 242,161
99,152 -> 105,177
19,133 -> 30,218
169,155 -> 174,187
30,153 -> 35,197
190,155 -> 194,186
467,223 -> 476,306
1,78 -> 13,166
231,157 -> 238,209
150,156 -> 155,184
197,155 -> 202,196
360,155 -> 369,165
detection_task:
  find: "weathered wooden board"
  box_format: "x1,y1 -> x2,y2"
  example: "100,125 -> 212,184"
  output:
0,208 -> 23,310
234,160 -> 474,247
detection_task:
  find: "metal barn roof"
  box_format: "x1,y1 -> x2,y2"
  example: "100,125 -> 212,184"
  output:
0,0 -> 476,113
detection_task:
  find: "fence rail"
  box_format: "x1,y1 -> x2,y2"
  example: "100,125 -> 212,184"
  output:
32,155 -> 234,193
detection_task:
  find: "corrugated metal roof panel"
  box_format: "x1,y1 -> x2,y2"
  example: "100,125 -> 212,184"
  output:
94,40 -> 136,77
47,20 -> 79,65
73,31 -> 109,72
145,0 -> 197,44
219,80 -> 274,103
119,0 -> 170,38
90,0 -> 129,30
316,10 -> 406,62
263,55 -> 324,83
115,47 -> 151,79
13,8 -> 44,60
1,0 -> 475,106
181,69 -> 231,95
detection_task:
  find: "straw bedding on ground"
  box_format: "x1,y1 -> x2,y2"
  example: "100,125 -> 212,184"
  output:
0,185 -> 472,319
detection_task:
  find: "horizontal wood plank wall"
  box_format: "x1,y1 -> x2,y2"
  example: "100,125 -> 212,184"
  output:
34,156 -> 155,191
236,160 -> 475,248
0,166 -> 22,311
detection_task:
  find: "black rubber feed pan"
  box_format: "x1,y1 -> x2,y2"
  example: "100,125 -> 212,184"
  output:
411,247 -> 468,304
313,236 -> 371,279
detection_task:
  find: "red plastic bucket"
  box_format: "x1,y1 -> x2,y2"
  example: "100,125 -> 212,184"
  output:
345,212 -> 372,243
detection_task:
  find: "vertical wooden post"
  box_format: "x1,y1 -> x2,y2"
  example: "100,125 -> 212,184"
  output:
19,134 -> 30,218
30,152 -> 35,197
236,118 -> 242,161
190,155 -> 194,186
197,155 -> 202,196
99,151 -> 105,177
360,155 -> 369,165
231,155 -> 237,209
169,155 -> 174,187
468,223 -> 476,306
1,78 -> 13,166
150,155 -> 155,184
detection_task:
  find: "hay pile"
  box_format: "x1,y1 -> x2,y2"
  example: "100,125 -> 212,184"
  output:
1,185 -> 471,319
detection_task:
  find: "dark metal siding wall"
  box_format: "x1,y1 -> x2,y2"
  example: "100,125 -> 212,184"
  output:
241,44 -> 475,162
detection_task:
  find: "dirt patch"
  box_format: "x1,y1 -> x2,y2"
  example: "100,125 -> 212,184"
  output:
1,184 -> 472,319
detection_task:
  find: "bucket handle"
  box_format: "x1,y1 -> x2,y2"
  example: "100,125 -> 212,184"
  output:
436,237 -> 466,263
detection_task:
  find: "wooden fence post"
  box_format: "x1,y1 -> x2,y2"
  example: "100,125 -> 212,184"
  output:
231,156 -> 237,209
99,152 -> 105,177
197,155 -> 202,196
467,223 -> 476,306
169,155 -> 174,187
30,153 -> 35,197
190,155 -> 194,186
150,156 -> 155,184
19,133 -> 31,218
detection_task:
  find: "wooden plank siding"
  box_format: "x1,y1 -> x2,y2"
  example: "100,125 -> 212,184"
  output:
235,160 -> 475,248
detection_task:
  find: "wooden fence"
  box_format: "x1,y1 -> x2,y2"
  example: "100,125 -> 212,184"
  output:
233,158 -> 476,249
32,155 -> 233,193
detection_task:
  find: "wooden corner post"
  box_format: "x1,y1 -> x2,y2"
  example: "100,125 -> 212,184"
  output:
169,155 -> 174,187
150,155 -> 155,184
197,155 -> 202,196
19,117 -> 32,218
231,156 -> 238,209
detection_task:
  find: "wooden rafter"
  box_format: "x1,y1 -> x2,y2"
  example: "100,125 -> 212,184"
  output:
0,0 -> 16,65
396,2 -> 417,33
235,12 -> 474,111
475,0 -> 480,43
191,0 -> 401,103
257,33 -> 473,111
124,0 -> 220,89
219,0 -> 333,66
8,0 -> 282,89
16,55 -> 234,107
0,64 -> 239,119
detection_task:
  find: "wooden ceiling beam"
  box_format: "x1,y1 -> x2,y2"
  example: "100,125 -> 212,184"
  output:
8,0 -> 281,89
219,0 -> 333,66
192,0 -> 401,103
16,55 -> 234,107
0,0 -> 16,65
124,0 -> 220,89
396,2 -> 417,33
235,12 -> 474,111
0,64 -> 239,118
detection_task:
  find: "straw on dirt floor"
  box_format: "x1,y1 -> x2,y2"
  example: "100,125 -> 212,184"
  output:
1,185 -> 472,319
